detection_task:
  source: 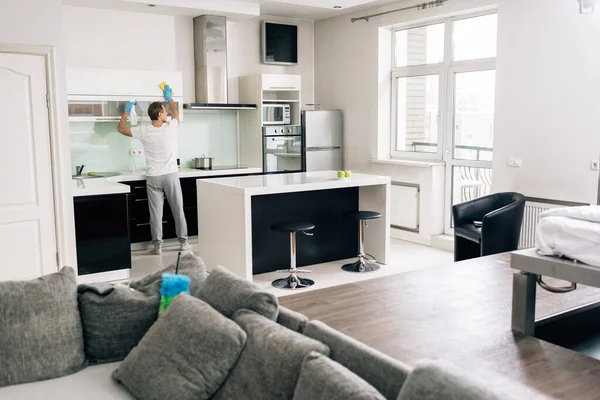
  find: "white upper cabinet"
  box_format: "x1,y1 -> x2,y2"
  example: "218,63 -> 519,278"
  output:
66,69 -> 184,121
66,69 -> 183,98
261,74 -> 301,91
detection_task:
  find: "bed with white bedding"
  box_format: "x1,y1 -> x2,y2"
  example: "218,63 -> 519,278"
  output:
535,206 -> 600,268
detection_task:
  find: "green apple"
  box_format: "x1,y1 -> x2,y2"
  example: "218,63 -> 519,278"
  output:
337,171 -> 345,178
345,170 -> 352,178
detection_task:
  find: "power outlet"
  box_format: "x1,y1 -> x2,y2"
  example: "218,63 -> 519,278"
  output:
507,157 -> 522,168
591,160 -> 600,171
129,149 -> 143,157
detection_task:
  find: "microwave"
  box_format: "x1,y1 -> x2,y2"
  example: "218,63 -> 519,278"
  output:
263,104 -> 291,125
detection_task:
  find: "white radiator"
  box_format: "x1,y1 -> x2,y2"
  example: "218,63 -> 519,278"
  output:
391,183 -> 419,231
518,200 -> 570,249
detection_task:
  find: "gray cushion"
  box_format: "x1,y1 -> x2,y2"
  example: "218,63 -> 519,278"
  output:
293,352 -> 386,400
198,265 -> 279,320
212,309 -> 330,400
113,295 -> 247,400
129,253 -> 208,296
0,267 -> 86,387
397,360 -> 521,400
77,283 -> 159,364
277,306 -> 309,333
304,320 -> 411,400
78,254 -> 208,364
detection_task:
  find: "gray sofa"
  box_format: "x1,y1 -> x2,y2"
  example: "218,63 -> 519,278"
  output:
0,255 -> 530,400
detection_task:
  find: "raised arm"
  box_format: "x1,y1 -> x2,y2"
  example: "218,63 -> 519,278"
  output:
169,99 -> 179,122
163,85 -> 179,123
117,101 -> 136,137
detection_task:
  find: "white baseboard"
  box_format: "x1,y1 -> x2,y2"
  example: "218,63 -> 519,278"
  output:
391,228 -> 431,246
77,269 -> 130,284
431,234 -> 454,253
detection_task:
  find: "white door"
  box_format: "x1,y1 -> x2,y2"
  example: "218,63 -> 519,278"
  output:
0,52 -> 57,281
443,66 -> 496,234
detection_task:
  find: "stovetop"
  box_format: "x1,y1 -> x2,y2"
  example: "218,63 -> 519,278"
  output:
193,166 -> 249,171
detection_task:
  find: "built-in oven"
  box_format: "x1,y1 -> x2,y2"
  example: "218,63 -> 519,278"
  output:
262,103 -> 291,125
263,126 -> 303,173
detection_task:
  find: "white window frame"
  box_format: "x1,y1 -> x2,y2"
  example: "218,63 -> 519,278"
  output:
390,9 -> 498,161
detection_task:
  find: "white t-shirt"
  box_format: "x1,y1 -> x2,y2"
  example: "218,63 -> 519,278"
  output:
131,120 -> 179,177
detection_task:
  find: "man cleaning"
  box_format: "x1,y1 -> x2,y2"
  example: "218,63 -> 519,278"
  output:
117,84 -> 191,255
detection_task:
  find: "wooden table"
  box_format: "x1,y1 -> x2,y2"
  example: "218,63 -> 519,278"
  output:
280,253 -> 600,400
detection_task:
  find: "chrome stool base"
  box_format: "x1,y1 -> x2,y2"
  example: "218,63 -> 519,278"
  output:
272,274 -> 315,289
342,213 -> 382,274
341,259 -> 380,273
270,224 -> 316,290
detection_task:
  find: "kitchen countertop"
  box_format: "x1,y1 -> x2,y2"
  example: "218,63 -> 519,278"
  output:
72,167 -> 263,197
72,177 -> 131,197
114,167 -> 263,182
198,170 -> 391,196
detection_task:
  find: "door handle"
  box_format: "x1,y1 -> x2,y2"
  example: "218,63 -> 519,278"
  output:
135,221 -> 167,227
443,150 -> 451,162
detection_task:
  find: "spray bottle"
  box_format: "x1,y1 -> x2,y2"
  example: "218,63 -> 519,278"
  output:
129,100 -> 138,126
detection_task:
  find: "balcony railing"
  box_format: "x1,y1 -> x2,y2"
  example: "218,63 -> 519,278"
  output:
410,142 -> 493,161
406,142 -> 493,203
457,166 -> 492,202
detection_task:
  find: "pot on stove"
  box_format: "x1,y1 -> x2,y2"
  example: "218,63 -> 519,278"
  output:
192,155 -> 214,170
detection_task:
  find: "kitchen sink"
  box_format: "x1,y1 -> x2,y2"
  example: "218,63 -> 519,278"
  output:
72,172 -> 121,179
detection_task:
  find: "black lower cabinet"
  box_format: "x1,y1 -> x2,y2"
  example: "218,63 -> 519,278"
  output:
125,173 -> 258,244
74,194 -> 131,275
125,178 -> 198,243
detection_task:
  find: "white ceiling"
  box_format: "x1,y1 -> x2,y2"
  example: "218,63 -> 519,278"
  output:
259,0 -> 395,20
63,0 -> 398,20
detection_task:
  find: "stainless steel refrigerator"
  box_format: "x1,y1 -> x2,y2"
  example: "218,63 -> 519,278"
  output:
302,110 -> 343,172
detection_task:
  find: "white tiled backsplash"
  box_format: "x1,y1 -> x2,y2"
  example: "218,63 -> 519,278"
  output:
70,111 -> 238,174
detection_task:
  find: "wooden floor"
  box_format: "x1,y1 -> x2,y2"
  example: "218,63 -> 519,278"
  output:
280,253 -> 600,400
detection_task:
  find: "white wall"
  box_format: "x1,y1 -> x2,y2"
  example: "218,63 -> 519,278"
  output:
0,0 -> 77,269
62,7 -> 315,105
0,0 -> 62,45
493,0 -> 600,205
314,0 -> 495,244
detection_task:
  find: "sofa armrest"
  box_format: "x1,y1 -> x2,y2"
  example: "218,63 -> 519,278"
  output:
481,197 -> 526,254
277,306 -> 309,333
452,194 -> 500,227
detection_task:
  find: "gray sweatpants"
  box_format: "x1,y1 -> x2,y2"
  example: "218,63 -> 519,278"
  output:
146,173 -> 187,245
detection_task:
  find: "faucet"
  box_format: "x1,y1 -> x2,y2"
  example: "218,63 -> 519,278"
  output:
75,165 -> 85,177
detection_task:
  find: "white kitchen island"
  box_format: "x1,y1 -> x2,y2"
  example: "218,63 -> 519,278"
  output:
196,171 -> 391,281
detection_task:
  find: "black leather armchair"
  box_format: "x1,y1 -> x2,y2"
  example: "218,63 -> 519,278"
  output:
452,192 -> 526,262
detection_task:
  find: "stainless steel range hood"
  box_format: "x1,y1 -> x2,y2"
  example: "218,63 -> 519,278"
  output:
185,15 -> 256,111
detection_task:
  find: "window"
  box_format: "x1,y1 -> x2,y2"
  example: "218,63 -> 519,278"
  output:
394,23 -> 444,67
391,12 -> 497,159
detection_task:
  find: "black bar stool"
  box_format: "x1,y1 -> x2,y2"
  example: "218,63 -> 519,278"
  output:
271,221 -> 316,289
342,211 -> 381,273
